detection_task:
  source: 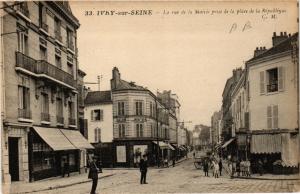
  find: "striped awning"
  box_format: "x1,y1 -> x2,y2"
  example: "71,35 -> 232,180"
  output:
250,134 -> 281,154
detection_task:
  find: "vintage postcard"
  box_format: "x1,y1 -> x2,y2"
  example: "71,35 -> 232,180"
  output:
0,0 -> 299,193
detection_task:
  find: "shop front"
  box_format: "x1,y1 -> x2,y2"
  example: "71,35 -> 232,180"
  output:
28,127 -> 93,181
250,130 -> 299,174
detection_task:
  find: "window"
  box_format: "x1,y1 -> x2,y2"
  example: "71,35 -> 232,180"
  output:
267,105 -> 279,129
18,86 -> 30,110
41,93 -> 49,114
91,109 -> 103,121
118,124 -> 125,138
55,55 -> 62,69
135,101 -> 143,115
67,28 -> 74,49
39,3 -> 48,32
136,123 -> 143,137
54,17 -> 61,40
40,46 -> 47,61
266,68 -> 278,92
18,31 -> 28,55
94,128 -> 101,142
68,101 -> 74,119
67,62 -> 73,75
117,101 -> 125,116
260,67 -> 285,94
150,102 -> 153,117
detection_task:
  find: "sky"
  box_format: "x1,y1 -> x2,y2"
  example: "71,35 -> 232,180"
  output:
69,1 -> 298,129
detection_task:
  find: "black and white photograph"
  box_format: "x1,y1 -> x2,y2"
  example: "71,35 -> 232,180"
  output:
0,0 -> 299,193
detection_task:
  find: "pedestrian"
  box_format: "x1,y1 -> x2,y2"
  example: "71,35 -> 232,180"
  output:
140,155 -> 148,184
62,158 -> 70,177
203,159 -> 209,177
232,160 -> 236,177
218,159 -> 223,176
246,160 -> 251,177
164,158 -> 169,168
236,160 -> 241,177
240,160 -> 245,176
228,161 -> 233,179
213,160 -> 219,178
193,152 -> 195,158
258,159 -> 263,176
88,156 -> 99,194
172,157 -> 176,167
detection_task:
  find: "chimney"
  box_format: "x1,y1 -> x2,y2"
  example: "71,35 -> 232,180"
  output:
272,31 -> 289,46
111,67 -> 121,90
254,46 -> 267,57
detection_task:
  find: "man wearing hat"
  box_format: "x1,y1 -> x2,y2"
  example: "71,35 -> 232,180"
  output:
139,155 -> 148,184
88,156 -> 99,194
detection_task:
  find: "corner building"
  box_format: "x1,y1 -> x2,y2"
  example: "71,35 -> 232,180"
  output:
1,1 -> 92,184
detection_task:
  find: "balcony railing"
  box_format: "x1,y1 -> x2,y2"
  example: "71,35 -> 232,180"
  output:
267,83 -> 278,93
69,118 -> 76,125
55,30 -> 62,42
56,115 -> 64,124
16,52 -> 76,88
16,3 -> 29,18
18,108 -> 32,119
41,22 -> 48,33
41,112 -> 50,122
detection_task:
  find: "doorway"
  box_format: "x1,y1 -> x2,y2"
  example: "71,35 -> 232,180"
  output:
8,137 -> 19,181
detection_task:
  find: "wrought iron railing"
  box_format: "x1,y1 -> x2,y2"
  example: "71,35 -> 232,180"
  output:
18,108 -> 32,119
41,22 -> 48,32
41,112 -> 50,122
267,83 -> 278,93
69,118 -> 76,125
16,3 -> 29,18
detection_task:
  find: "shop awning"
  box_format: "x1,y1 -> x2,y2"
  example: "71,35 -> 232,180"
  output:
153,141 -> 168,149
221,138 -> 235,148
250,134 -> 281,154
33,127 -> 77,151
167,143 -> 175,150
60,129 -> 94,149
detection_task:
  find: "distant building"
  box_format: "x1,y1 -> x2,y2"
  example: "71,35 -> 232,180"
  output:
211,111 -> 222,146
110,67 -> 173,167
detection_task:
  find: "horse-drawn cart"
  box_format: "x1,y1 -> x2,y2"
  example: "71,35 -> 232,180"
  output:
193,152 -> 209,169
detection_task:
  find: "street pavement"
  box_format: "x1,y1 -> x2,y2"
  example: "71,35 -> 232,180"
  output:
24,158 -> 300,194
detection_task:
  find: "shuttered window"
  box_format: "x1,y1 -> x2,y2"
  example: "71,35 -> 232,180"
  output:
260,71 -> 265,94
118,102 -> 125,116
136,123 -> 143,137
267,105 -> 279,129
278,66 -> 284,91
94,128 -> 101,142
118,124 -> 125,138
91,109 -> 103,121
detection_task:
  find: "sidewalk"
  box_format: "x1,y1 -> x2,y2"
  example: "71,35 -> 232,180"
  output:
236,173 -> 300,180
9,170 -> 115,194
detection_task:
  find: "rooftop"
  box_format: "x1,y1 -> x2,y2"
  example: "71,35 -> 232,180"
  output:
85,90 -> 112,105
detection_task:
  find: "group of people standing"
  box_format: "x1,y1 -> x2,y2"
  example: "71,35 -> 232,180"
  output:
228,159 -> 251,178
203,158 -> 223,178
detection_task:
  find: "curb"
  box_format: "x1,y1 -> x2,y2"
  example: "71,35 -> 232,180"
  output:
235,176 -> 300,181
13,173 -> 115,194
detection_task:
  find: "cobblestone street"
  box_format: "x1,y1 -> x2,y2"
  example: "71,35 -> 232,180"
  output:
37,159 -> 299,194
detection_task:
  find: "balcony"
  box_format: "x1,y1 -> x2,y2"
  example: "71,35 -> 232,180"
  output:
267,83 -> 278,93
18,108 -> 32,119
16,52 -> 76,88
55,30 -> 62,42
56,115 -> 64,124
41,112 -> 50,122
69,118 -> 76,126
16,3 -> 29,18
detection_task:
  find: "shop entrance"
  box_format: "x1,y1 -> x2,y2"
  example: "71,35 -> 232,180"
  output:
9,137 -> 19,181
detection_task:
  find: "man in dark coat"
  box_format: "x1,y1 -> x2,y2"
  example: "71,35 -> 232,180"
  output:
203,159 -> 209,177
62,158 -> 70,177
89,156 -> 99,194
218,159 -> 223,176
139,155 -> 148,184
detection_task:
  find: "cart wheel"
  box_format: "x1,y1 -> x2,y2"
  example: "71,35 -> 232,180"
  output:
194,162 -> 202,169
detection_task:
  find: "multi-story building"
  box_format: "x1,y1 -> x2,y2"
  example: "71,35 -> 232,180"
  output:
1,1 -> 92,184
84,90 -> 114,167
77,69 -> 88,138
245,32 -> 299,172
211,111 -> 222,147
110,67 -> 173,167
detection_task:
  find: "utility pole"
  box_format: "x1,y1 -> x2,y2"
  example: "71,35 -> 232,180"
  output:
84,75 -> 102,91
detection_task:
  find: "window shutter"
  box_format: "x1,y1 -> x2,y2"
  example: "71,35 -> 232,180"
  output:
91,110 -> 94,121
244,112 -> 249,129
260,71 -> 265,94
94,128 -> 97,142
267,106 -> 272,129
100,109 -> 104,121
273,105 -> 278,128
278,67 -> 284,91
